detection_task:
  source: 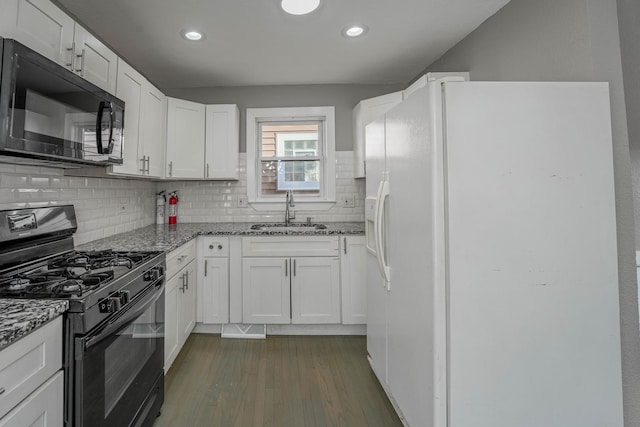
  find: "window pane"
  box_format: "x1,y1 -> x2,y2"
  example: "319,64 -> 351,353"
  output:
260,123 -> 319,158
260,160 -> 320,194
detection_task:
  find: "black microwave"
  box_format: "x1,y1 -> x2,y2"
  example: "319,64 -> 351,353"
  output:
0,38 -> 124,166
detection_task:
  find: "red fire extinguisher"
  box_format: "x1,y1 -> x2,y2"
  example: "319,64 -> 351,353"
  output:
168,191 -> 179,224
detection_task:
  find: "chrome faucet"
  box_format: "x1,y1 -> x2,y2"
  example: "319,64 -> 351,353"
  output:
284,189 -> 295,225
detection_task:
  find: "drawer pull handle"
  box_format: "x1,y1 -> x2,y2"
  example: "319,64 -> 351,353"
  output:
209,244 -> 223,250
0,387 -> 4,396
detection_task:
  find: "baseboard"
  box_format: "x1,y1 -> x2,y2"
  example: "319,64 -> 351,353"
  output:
193,323 -> 366,336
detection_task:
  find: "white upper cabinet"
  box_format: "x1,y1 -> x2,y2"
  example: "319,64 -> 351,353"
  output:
0,0 -> 117,93
140,84 -> 166,178
71,25 -> 117,93
205,104 -> 239,180
166,98 -> 206,179
113,60 -> 144,176
112,60 -> 165,177
0,0 -> 74,67
352,91 -> 403,178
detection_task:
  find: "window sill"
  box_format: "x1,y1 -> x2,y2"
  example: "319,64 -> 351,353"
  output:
249,200 -> 336,211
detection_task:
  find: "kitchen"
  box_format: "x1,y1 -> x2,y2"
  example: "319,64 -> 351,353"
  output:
0,0 -> 639,426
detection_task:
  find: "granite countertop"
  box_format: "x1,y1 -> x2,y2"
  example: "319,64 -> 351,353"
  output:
77,222 -> 365,253
0,299 -> 69,350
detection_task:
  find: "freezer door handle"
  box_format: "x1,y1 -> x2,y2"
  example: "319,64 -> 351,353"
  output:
374,173 -> 391,287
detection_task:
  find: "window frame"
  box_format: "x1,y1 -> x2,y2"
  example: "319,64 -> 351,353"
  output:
247,106 -> 336,211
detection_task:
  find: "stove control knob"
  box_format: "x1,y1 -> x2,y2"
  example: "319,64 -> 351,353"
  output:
98,298 -> 115,313
110,296 -> 122,311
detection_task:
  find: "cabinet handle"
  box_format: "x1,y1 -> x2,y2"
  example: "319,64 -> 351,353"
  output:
168,161 -> 173,177
140,156 -> 146,173
204,259 -> 208,276
0,387 -> 4,396
293,259 -> 296,276
285,259 -> 288,276
344,237 -> 347,254
65,42 -> 75,69
207,163 -> 210,178
218,244 -> 222,250
75,48 -> 85,75
185,270 -> 189,289
145,156 -> 150,174
180,273 -> 186,292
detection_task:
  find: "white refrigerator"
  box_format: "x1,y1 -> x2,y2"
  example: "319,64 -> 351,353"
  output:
365,81 -> 623,427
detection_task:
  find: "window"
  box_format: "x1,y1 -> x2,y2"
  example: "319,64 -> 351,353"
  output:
247,107 -> 336,210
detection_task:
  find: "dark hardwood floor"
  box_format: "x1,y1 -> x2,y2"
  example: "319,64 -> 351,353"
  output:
154,334 -> 403,427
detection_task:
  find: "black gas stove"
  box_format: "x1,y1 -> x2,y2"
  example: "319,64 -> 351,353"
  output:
0,205 -> 165,427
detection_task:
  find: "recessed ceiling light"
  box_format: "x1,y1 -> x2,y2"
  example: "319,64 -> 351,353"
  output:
181,30 -> 205,41
281,0 -> 320,15
343,25 -> 368,38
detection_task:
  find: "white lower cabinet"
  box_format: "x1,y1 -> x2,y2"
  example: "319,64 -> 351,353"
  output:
199,237 -> 230,324
164,240 -> 196,372
340,236 -> 367,324
291,257 -> 340,324
0,371 -> 63,427
0,317 -> 63,426
242,258 -> 290,324
241,236 -> 341,325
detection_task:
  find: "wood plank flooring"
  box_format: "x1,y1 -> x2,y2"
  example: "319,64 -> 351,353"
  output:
154,334 -> 403,427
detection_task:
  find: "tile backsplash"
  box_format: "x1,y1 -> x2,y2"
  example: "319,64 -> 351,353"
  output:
156,152 -> 365,223
0,163 -> 156,245
0,151 -> 364,245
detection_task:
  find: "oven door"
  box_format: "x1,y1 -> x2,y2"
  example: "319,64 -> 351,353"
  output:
74,281 -> 164,427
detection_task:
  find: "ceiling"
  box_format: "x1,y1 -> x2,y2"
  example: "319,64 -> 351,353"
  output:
53,0 -> 511,89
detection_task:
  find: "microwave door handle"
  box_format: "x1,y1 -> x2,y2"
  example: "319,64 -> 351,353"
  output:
96,101 -> 107,154
106,103 -> 115,155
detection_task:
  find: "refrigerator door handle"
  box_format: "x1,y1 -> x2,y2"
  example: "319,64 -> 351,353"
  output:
374,173 -> 391,287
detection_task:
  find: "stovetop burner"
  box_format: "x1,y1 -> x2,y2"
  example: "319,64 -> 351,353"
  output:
0,250 -> 156,299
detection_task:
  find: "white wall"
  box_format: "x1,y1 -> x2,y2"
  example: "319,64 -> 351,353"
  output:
0,163 -> 155,245
156,151 -> 364,223
421,0 -> 639,423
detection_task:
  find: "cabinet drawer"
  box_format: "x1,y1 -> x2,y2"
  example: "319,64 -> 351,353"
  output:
166,239 -> 196,278
201,236 -> 229,257
0,370 -> 63,427
0,317 -> 62,419
242,236 -> 339,257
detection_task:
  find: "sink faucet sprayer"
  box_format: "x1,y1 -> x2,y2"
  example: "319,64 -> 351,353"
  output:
285,189 -> 295,225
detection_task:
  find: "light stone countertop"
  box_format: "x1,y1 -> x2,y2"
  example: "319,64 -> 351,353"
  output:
77,222 -> 365,253
0,299 -> 69,350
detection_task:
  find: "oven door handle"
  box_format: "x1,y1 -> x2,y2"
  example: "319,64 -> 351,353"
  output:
84,281 -> 164,351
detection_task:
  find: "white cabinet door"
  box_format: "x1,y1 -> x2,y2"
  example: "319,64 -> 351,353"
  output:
352,91 -> 403,178
291,257 -> 340,324
340,236 -> 367,324
140,83 -> 166,178
205,104 -> 239,179
72,25 -> 117,93
164,272 -> 179,372
113,60 -> 144,176
201,257 -> 229,324
166,98 -> 205,178
0,371 -> 63,427
242,258 -> 290,324
0,0 -> 75,68
178,260 -> 197,345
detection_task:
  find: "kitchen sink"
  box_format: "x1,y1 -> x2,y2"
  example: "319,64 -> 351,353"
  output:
250,223 -> 327,232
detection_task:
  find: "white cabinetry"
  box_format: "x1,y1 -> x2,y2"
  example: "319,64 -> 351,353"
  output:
340,236 -> 367,324
112,60 -> 165,177
0,317 -> 63,426
352,91 -> 403,178
205,105 -> 239,180
166,98 -> 206,179
164,240 -> 196,372
242,237 -> 341,325
198,236 -> 229,324
0,0 -> 117,92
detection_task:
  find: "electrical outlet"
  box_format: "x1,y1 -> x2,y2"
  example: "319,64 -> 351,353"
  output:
237,195 -> 248,208
341,195 -> 355,208
118,199 -> 130,214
